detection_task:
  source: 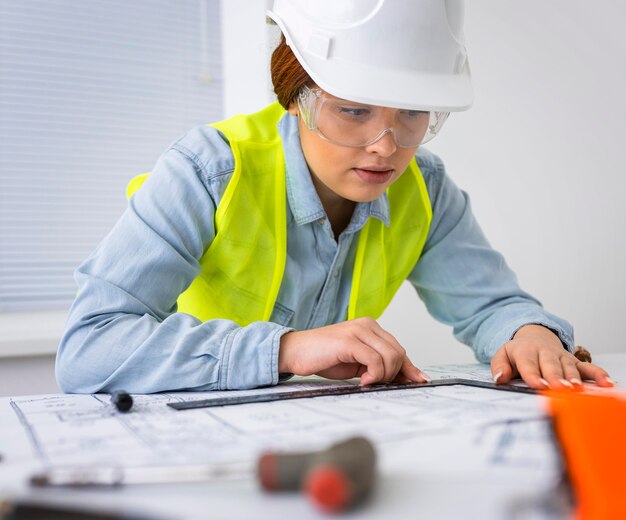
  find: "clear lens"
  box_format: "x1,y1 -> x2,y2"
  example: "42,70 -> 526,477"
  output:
422,111 -> 449,144
297,86 -> 448,147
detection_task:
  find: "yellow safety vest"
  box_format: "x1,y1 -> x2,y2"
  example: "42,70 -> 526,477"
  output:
127,102 -> 432,326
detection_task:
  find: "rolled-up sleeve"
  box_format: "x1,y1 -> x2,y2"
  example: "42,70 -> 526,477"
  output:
409,150 -> 574,363
56,128 -> 291,393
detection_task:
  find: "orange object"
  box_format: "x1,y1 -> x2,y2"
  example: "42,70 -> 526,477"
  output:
304,465 -> 351,513
545,389 -> 626,520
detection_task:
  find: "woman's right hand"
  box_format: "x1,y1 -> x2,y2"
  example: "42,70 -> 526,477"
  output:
278,317 -> 429,385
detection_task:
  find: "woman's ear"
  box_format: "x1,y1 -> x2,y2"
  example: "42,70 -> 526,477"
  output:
287,101 -> 298,116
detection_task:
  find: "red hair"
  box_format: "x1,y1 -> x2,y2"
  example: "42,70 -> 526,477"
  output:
270,35 -> 313,109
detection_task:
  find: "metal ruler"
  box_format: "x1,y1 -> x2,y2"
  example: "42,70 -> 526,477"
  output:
168,378 -> 536,411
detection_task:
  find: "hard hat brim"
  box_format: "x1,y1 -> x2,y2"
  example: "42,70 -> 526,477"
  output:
302,52 -> 474,113
270,11 -> 473,113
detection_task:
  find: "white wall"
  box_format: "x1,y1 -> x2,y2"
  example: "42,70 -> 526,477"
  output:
381,0 -> 626,364
220,0 -> 277,117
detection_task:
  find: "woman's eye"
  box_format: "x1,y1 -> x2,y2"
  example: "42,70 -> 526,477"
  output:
401,110 -> 428,118
337,106 -> 369,117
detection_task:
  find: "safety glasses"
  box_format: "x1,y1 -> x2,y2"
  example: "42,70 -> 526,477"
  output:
297,86 -> 449,148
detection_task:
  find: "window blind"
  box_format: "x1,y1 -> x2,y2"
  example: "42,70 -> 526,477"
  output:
0,0 -> 223,312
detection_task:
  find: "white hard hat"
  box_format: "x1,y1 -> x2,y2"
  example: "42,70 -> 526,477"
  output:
267,0 -> 473,112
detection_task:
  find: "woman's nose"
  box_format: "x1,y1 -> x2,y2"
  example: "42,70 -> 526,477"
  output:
364,128 -> 398,156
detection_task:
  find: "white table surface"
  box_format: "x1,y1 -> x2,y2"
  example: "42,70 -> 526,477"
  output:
0,353 -> 623,520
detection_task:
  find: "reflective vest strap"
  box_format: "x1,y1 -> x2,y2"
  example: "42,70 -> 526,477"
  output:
176,104 -> 287,325
268,145 -> 288,320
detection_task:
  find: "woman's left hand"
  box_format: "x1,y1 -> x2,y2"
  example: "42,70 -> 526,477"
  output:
491,324 -> 614,390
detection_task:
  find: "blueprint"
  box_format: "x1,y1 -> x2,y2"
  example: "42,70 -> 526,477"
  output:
0,363 -> 561,492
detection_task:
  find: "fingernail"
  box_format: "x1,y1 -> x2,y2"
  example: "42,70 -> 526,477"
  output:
559,378 -> 574,389
539,378 -> 550,388
493,370 -> 503,384
570,378 -> 582,386
606,377 -> 615,386
420,372 -> 432,383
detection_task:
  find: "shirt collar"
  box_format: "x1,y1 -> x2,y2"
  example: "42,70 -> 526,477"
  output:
277,112 -> 390,230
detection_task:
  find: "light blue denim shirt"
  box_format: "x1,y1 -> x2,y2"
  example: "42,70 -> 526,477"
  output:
56,111 -> 574,393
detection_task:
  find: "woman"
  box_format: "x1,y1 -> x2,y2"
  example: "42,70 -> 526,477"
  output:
56,1 -> 613,393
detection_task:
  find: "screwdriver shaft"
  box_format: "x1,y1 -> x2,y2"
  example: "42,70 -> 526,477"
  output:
31,462 -> 252,487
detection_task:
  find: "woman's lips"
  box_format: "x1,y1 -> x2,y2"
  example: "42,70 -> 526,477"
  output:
353,168 -> 394,184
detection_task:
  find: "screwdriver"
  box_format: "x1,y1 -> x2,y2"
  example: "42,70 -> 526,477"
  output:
30,436 -> 376,513
259,436 -> 376,513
